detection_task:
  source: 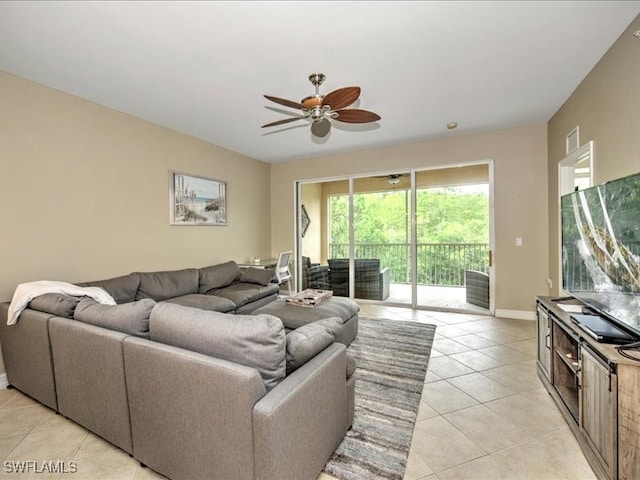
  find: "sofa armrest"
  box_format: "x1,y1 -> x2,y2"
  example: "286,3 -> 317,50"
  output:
0,304 -> 58,410
123,337 -> 267,480
253,343 -> 349,480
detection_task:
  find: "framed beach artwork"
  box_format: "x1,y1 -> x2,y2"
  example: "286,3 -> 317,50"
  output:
170,171 -> 227,225
301,204 -> 311,237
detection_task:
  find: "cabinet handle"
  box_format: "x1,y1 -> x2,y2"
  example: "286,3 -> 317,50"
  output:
545,333 -> 550,349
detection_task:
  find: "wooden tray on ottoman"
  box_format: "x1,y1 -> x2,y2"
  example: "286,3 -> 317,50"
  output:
285,289 -> 333,307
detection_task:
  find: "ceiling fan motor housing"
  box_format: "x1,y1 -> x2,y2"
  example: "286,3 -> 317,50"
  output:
301,95 -> 323,108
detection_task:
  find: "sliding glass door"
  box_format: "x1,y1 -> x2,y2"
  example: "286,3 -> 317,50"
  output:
351,174 -> 411,302
296,162 -> 493,313
414,167 -> 491,311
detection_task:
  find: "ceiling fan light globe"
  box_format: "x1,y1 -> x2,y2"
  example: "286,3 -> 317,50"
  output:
311,118 -> 331,137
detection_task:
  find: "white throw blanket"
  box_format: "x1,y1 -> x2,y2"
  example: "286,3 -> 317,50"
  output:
7,280 -> 116,325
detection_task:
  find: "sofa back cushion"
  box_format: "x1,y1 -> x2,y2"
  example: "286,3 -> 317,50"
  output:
135,269 -> 199,301
78,273 -> 140,304
198,261 -> 242,293
149,302 -> 286,390
28,293 -> 81,318
239,267 -> 275,286
74,298 -> 156,338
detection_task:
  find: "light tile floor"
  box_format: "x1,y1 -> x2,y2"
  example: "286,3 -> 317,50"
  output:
0,304 -> 597,480
340,304 -> 596,480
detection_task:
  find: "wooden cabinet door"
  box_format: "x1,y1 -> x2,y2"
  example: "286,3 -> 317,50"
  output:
580,345 -> 617,479
617,364 -> 640,480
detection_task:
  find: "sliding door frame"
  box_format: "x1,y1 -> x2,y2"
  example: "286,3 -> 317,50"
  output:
294,159 -> 495,314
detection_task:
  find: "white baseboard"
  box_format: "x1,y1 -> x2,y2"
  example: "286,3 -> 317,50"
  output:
0,374 -> 8,389
494,309 -> 536,321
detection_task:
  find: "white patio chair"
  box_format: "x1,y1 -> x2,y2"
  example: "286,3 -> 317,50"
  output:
275,251 -> 293,294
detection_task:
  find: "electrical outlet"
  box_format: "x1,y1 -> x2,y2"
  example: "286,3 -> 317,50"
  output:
515,237 -> 523,247
547,278 -> 553,288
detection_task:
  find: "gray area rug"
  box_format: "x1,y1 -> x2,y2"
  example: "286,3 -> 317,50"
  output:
323,317 -> 436,480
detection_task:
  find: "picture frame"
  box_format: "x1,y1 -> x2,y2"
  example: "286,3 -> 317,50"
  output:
170,171 -> 227,225
301,204 -> 310,237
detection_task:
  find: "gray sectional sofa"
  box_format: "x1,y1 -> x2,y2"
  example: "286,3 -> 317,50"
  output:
0,261 -> 356,480
79,260 -> 280,314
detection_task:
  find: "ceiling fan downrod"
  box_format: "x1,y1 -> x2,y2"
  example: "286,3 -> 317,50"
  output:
302,73 -> 326,109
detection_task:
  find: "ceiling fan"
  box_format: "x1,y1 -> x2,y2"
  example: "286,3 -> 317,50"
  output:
374,173 -> 406,185
262,73 -> 381,136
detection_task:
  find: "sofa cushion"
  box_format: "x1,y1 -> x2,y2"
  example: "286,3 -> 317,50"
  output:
198,261 -> 242,293
211,282 -> 279,308
135,269 -> 199,301
161,294 -> 236,313
240,267 -> 275,286
77,273 -> 140,304
28,293 -> 81,318
74,298 -> 155,338
149,302 -> 286,390
285,317 -> 342,374
253,297 -> 359,330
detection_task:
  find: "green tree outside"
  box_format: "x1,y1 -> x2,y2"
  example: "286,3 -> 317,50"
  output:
329,185 -> 489,285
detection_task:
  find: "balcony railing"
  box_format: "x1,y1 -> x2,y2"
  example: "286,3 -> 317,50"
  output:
329,242 -> 489,287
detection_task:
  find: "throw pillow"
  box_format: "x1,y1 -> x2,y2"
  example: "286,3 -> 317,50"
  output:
149,302 -> 286,391
28,293 -> 81,318
240,267 -> 275,286
285,317 -> 342,374
74,298 -> 156,338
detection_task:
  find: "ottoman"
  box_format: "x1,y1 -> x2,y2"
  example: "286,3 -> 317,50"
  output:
252,296 -> 359,346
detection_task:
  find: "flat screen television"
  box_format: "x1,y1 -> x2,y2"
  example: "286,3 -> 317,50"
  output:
561,171 -> 640,339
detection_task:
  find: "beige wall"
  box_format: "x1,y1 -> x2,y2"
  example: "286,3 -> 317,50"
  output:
0,72 -> 271,304
547,14 -> 640,293
300,183 -> 323,262
272,125 -> 549,315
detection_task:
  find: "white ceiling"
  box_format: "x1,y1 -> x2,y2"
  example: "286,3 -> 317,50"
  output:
1,1 -> 639,164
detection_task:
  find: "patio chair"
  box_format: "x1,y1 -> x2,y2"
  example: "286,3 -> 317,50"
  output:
327,258 -> 390,300
275,251 -> 293,294
465,270 -> 489,309
301,256 -> 329,290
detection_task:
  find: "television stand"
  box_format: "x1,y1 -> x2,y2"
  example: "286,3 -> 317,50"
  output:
536,296 -> 640,480
550,295 -> 575,302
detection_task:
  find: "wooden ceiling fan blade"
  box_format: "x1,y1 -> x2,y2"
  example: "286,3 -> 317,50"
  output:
261,117 -> 305,128
264,95 -> 305,110
322,87 -> 361,110
333,109 -> 381,123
